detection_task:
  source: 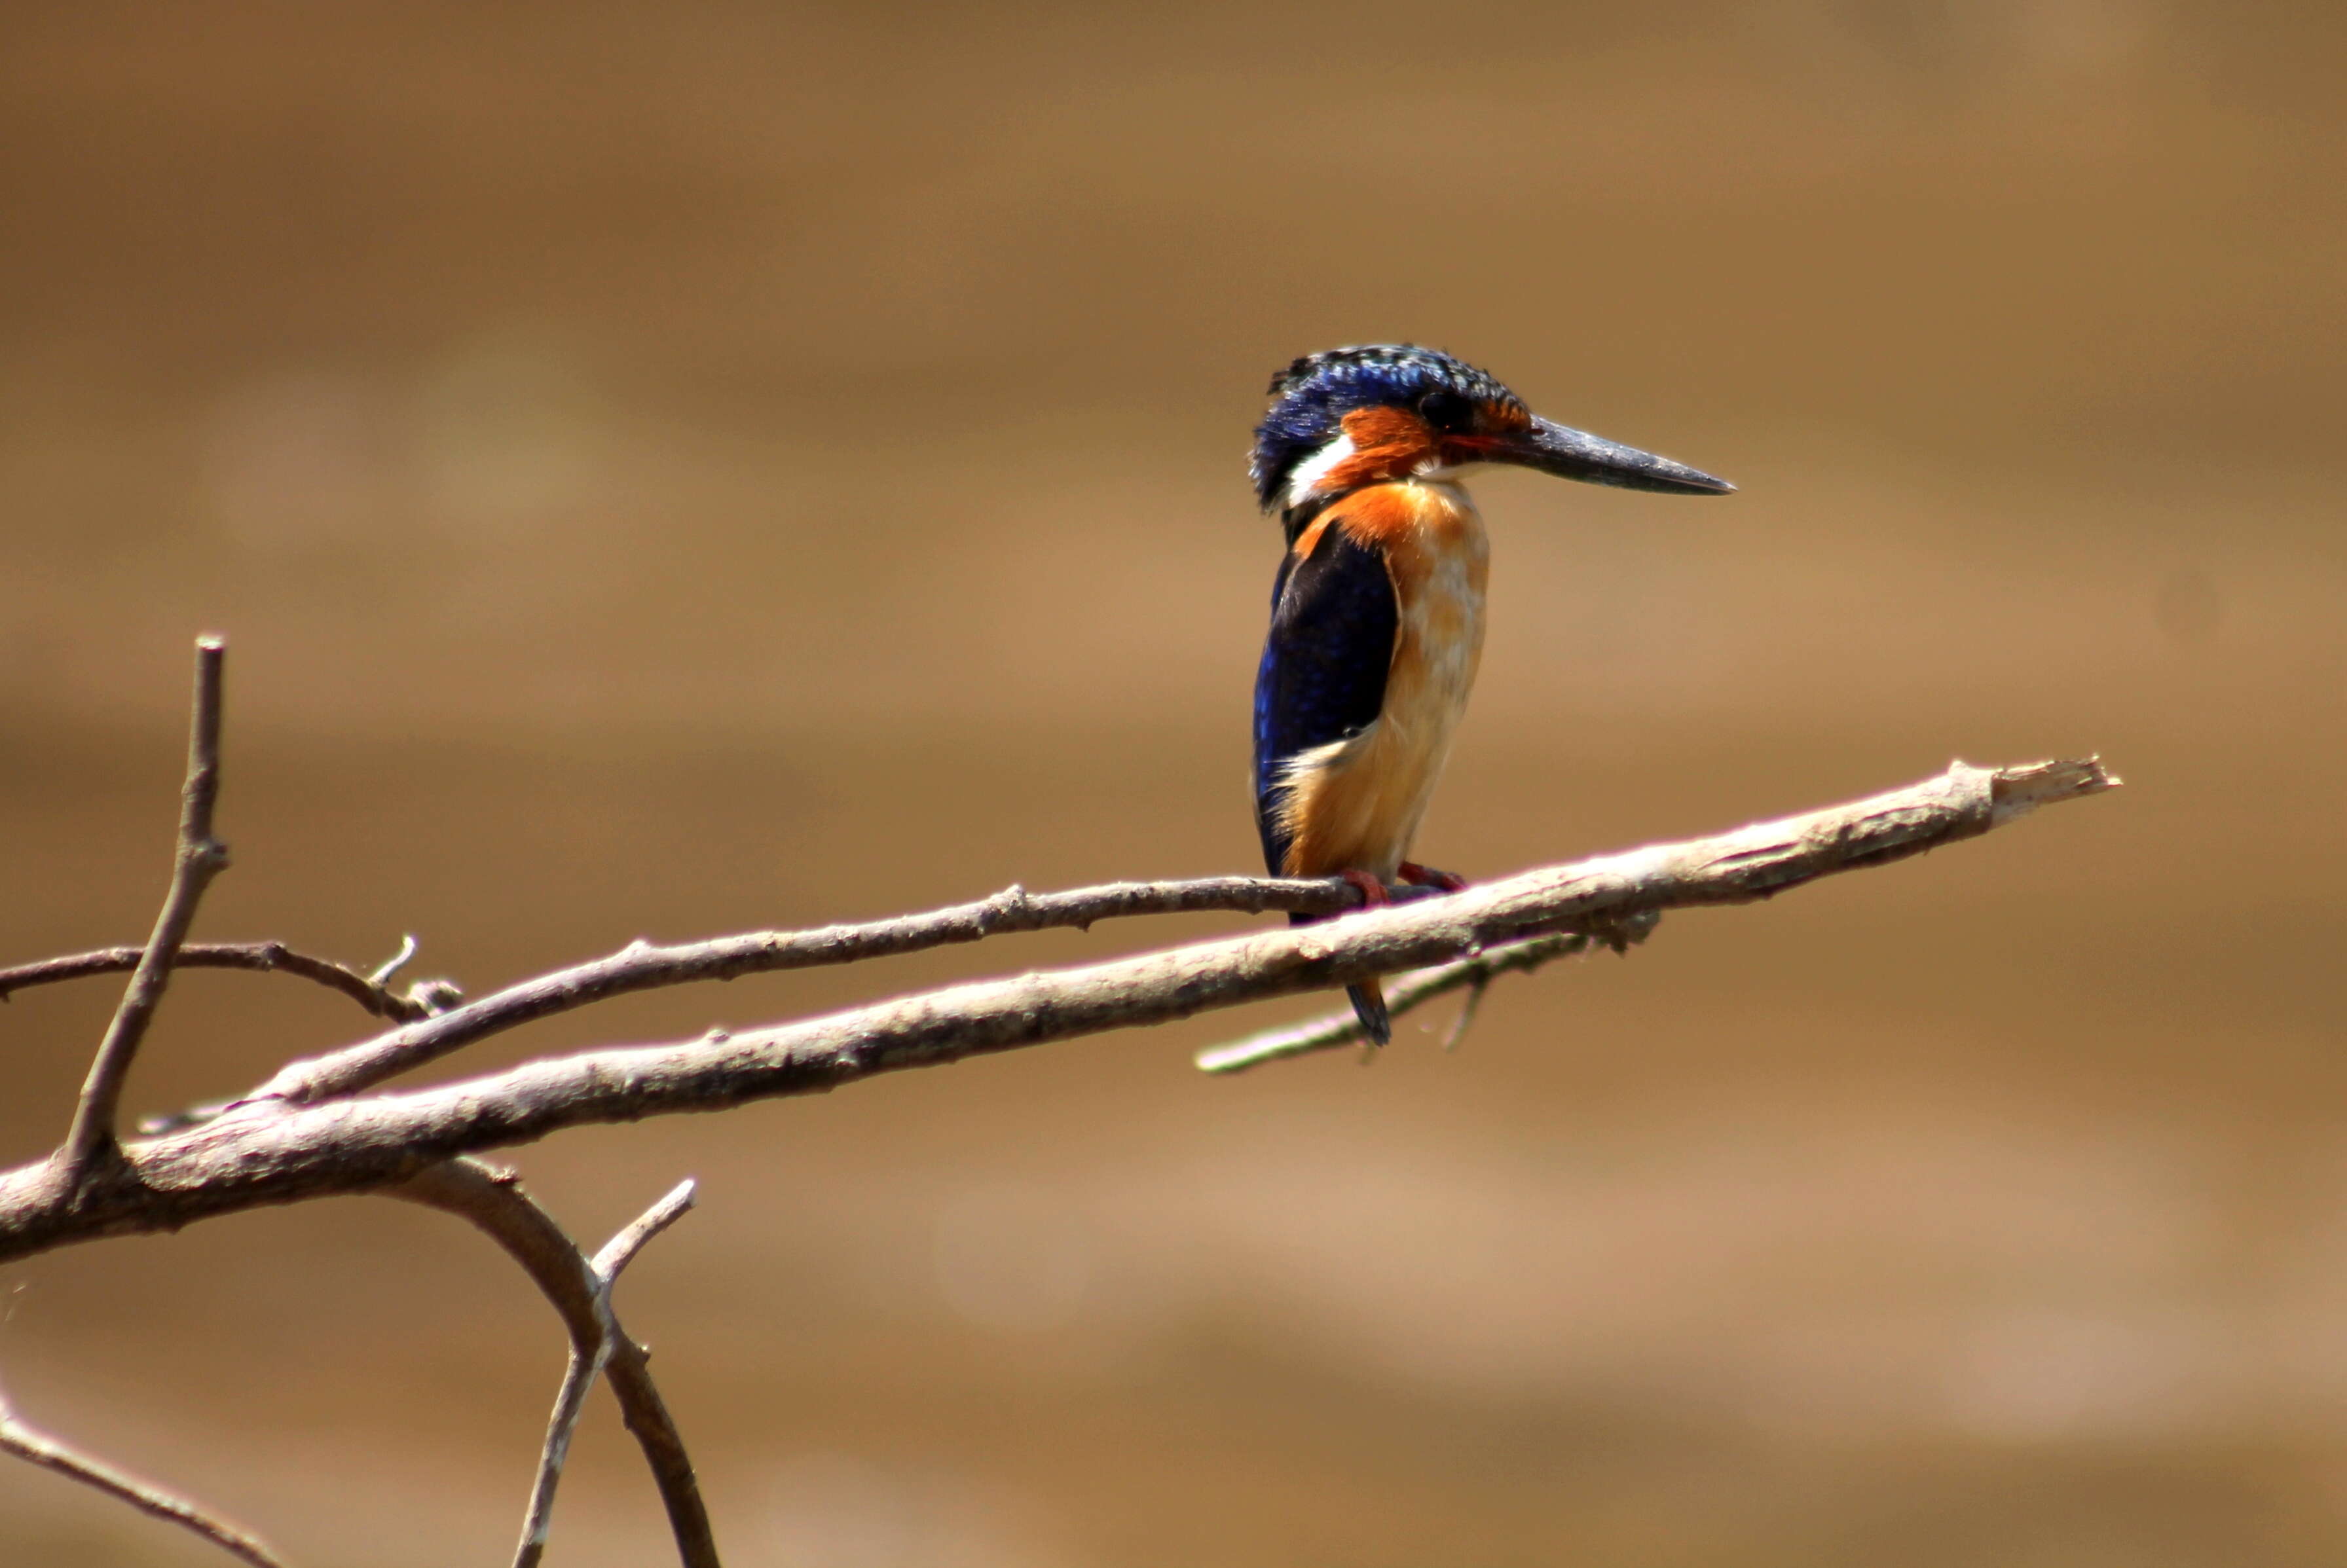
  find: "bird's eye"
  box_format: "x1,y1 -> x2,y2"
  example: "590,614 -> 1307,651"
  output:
1417,390 -> 1473,432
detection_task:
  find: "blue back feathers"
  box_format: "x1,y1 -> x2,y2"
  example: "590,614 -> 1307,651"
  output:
1248,344 -> 1524,511
1251,524 -> 1400,874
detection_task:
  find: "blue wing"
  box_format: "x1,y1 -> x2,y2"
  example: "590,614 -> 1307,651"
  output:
1251,521 -> 1398,875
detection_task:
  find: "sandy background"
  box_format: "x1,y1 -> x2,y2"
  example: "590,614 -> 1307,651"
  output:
2,2 -> 2343,1563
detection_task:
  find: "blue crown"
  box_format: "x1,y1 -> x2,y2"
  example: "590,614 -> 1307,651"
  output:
1249,344 -> 1522,510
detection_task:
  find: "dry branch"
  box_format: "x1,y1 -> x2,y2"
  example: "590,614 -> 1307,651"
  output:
0,642 -> 2119,1566
245,875 -> 1432,1109
510,1176 -> 696,1568
0,940 -> 456,1023
393,1161 -> 716,1568
0,754 -> 2116,1268
0,1376 -> 285,1568
61,637 -> 231,1183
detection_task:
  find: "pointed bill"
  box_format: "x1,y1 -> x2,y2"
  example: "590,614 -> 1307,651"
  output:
1494,416 -> 1734,495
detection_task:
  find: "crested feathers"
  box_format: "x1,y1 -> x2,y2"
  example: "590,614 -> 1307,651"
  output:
1249,344 -> 1529,511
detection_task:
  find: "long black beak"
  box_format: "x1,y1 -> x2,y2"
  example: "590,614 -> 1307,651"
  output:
1492,416 -> 1734,495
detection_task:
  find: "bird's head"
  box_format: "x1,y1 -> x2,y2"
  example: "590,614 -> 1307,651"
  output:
1249,344 -> 1732,514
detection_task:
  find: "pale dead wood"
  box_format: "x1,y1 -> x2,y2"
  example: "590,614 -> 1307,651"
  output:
243,876 -> 1437,1110
62,637 -> 233,1184
0,1376 -> 286,1568
393,1161 -> 716,1568
0,642 -> 2119,1562
0,756 -> 2117,1268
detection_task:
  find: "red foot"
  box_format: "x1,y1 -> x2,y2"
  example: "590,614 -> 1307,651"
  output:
1398,860 -> 1469,893
1337,869 -> 1390,909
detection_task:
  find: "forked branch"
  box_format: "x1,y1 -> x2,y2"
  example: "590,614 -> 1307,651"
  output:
514,1177 -> 697,1568
394,1161 -> 716,1568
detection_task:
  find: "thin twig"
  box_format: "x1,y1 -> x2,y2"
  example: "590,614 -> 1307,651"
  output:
62,637 -> 232,1184
0,941 -> 449,1023
394,1161 -> 716,1568
245,875 -> 1440,1108
595,1178 -> 697,1277
365,935 -> 420,990
511,1179 -> 697,1568
1441,974 -> 1492,1053
517,1340 -> 608,1567
0,757 -> 2118,1267
0,1376 -> 286,1568
1194,928 -> 1606,1074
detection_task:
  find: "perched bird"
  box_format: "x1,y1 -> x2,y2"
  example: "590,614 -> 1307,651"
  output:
1249,344 -> 1732,1043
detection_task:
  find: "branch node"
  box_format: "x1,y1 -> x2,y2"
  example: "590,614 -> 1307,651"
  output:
405,977 -> 467,1015
394,1162 -> 716,1568
978,883 -> 1033,933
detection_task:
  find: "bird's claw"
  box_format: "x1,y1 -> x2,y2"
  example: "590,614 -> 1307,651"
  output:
1397,861 -> 1469,893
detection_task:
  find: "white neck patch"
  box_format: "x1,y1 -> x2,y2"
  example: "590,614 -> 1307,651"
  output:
1413,454 -> 1485,484
1284,432 -> 1356,507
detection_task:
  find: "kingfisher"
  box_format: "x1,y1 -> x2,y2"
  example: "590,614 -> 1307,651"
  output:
1249,344 -> 1732,1044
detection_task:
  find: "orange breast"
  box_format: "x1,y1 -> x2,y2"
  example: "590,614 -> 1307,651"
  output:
1274,481 -> 1489,879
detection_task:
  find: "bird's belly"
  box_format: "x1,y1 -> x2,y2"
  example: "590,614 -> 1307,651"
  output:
1280,486 -> 1488,878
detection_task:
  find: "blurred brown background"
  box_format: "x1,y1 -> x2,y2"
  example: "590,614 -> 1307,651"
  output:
2,1 -> 2343,1563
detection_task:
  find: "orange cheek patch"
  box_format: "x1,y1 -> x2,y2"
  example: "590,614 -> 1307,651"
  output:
1318,407 -> 1438,492
1339,407 -> 1433,448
